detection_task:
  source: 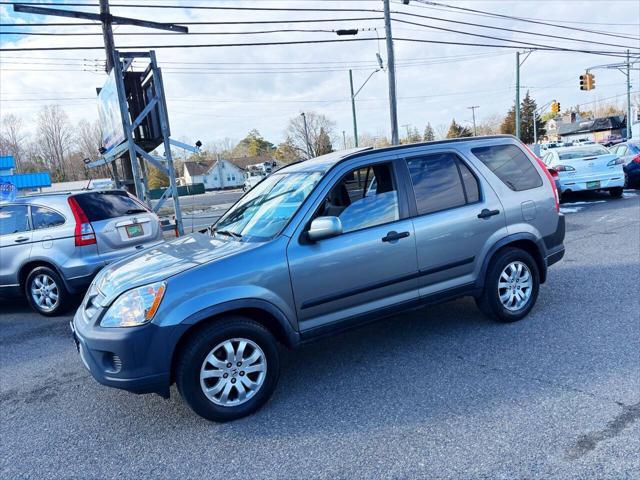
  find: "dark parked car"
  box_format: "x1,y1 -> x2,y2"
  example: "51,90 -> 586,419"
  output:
610,141 -> 640,188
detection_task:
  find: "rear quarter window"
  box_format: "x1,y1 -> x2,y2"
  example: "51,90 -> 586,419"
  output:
471,144 -> 542,191
72,191 -> 148,222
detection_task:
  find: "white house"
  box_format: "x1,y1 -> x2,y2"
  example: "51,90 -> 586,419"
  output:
183,158 -> 245,190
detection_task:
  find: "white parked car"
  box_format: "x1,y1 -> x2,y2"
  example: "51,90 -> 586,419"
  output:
541,145 -> 625,198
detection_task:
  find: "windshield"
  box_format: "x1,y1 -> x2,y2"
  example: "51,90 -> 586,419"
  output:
558,146 -> 609,160
214,171 -> 322,241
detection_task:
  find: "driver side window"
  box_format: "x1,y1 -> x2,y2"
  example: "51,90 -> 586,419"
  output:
315,163 -> 399,234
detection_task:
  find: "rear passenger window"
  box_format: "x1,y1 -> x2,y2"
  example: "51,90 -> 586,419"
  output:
406,153 -> 480,215
72,191 -> 148,222
471,144 -> 542,191
0,205 -> 30,235
31,206 -> 65,230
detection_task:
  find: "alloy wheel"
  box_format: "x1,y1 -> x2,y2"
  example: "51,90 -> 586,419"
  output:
497,261 -> 533,312
200,338 -> 267,407
30,273 -> 60,312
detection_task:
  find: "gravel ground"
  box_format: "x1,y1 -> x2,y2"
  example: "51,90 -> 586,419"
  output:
1,190 -> 638,479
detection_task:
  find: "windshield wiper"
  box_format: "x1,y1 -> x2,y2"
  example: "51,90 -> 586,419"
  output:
214,229 -> 242,239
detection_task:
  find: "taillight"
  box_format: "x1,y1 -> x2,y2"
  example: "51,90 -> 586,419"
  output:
521,142 -> 560,213
548,168 -> 558,178
555,164 -> 576,172
632,154 -> 640,164
67,196 -> 96,246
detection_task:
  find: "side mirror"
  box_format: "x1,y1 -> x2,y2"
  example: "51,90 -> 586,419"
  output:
308,216 -> 343,242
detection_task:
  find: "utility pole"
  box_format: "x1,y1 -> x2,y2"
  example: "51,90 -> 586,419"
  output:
468,106 -> 479,136
349,69 -> 359,147
99,0 -> 115,72
515,51 -> 521,140
627,49 -> 632,139
383,0 -> 399,145
301,112 -> 312,158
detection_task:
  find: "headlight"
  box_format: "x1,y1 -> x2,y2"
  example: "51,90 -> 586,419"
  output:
100,282 -> 166,328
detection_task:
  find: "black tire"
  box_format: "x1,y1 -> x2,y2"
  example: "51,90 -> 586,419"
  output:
176,316 -> 280,422
24,266 -> 70,316
475,247 -> 540,323
609,186 -> 623,198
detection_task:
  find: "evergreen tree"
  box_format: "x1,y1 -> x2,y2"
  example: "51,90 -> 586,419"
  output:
500,91 -> 546,143
423,123 -> 435,142
446,119 -> 472,138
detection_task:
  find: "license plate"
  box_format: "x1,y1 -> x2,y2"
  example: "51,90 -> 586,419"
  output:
125,223 -> 144,238
586,181 -> 600,189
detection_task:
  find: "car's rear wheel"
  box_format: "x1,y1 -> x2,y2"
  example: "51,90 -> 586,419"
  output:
609,186 -> 623,198
476,248 -> 540,322
25,266 -> 70,316
176,317 -> 280,422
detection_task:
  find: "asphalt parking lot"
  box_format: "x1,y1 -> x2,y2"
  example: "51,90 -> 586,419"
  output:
1,191 -> 638,479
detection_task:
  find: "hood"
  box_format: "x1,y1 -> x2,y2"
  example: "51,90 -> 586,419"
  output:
95,232 -> 259,302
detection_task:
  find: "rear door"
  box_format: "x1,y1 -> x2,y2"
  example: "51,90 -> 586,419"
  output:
0,204 -> 32,289
400,150 -> 507,294
71,191 -> 161,262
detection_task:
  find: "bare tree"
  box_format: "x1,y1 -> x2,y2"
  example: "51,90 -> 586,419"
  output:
0,114 -> 26,172
36,105 -> 74,181
286,112 -> 336,159
434,123 -> 448,140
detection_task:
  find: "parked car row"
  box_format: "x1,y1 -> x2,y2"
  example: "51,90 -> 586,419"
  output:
540,141 -> 640,198
0,190 -> 163,315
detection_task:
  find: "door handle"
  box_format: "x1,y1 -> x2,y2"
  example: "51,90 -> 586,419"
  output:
382,231 -> 410,242
477,209 -> 500,219
14,237 -> 29,243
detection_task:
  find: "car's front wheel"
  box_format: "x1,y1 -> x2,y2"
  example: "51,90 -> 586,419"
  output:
176,317 -> 280,422
476,248 -> 540,322
25,266 -> 70,316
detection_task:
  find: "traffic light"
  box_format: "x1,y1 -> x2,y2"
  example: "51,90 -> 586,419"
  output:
580,72 -> 595,91
551,101 -> 560,114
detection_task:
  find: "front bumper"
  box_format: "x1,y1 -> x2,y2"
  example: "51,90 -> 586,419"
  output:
558,172 -> 624,192
71,307 -> 174,397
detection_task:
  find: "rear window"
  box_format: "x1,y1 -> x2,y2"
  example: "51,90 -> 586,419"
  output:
558,146 -> 609,160
0,205 -> 29,235
72,191 -> 148,222
471,144 -> 542,191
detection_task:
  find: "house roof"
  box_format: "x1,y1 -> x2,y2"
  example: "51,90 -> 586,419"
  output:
0,155 -> 15,170
183,160 -> 213,177
558,115 -> 626,136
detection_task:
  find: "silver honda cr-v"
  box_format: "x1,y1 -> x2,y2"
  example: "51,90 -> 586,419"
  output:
71,136 -> 565,421
0,190 -> 163,315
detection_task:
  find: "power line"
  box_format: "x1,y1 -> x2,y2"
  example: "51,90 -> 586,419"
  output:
392,10 -> 638,50
412,0 -> 640,42
0,17 -> 384,27
0,28 -> 349,36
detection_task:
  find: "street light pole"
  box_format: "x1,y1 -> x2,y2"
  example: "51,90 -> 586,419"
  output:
301,112 -> 312,159
383,0 -> 399,145
467,106 -> 479,136
515,52 -> 521,139
349,69 -> 359,148
627,49 -> 632,140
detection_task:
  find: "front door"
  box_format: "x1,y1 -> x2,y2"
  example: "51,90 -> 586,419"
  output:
287,160 -> 420,334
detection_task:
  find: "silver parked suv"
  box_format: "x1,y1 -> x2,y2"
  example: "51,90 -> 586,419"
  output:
0,190 -> 163,315
71,136 -> 565,421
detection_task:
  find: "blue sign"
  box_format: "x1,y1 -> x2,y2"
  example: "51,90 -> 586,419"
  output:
0,180 -> 17,202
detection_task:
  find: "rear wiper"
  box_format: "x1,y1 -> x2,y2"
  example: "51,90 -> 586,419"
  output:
125,208 -> 147,214
214,229 -> 242,239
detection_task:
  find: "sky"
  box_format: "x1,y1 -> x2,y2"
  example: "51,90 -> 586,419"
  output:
1,0 -> 639,151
